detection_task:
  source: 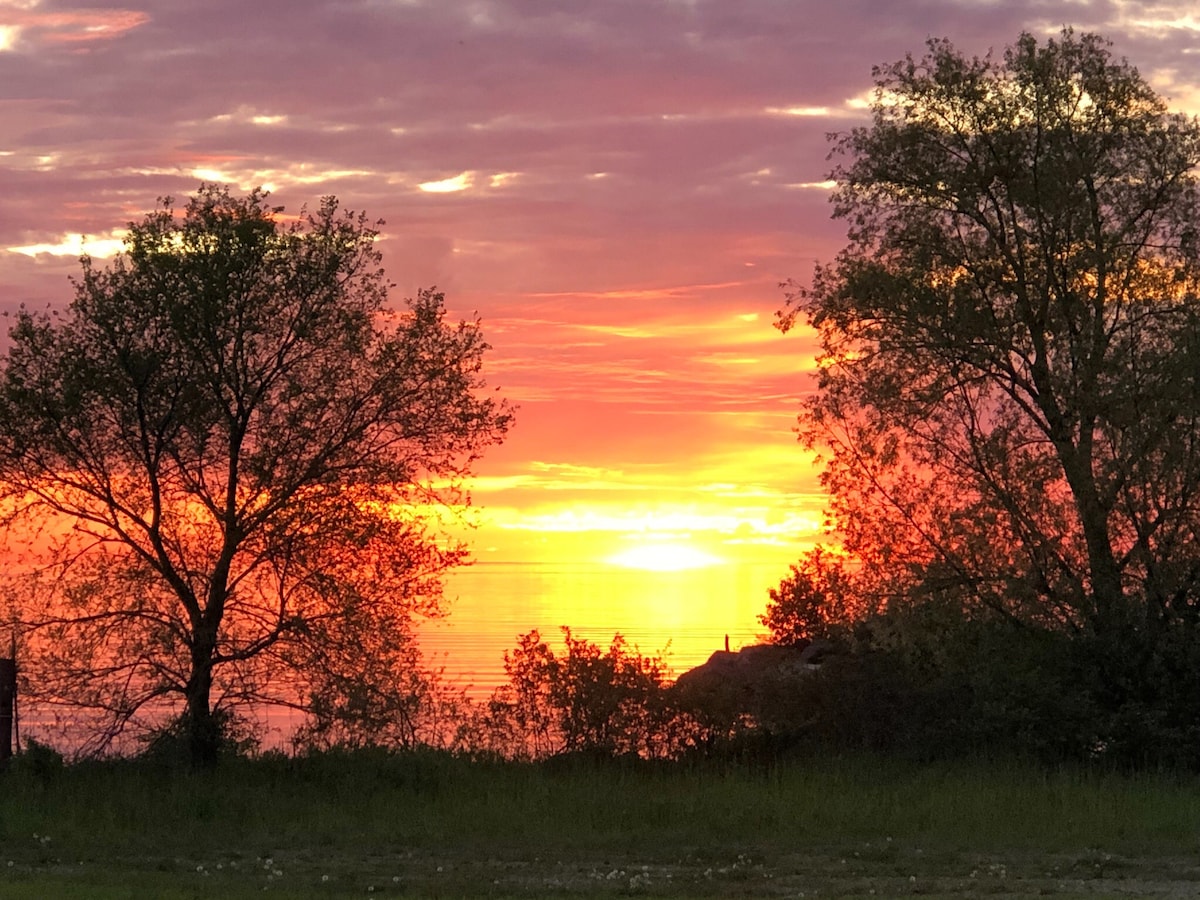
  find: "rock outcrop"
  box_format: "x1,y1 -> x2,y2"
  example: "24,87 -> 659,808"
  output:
674,641 -> 831,730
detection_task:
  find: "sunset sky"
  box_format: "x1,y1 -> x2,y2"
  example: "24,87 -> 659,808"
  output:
4,0 -> 1200,678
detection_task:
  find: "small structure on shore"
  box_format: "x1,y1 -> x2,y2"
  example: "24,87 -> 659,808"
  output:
673,641 -> 833,730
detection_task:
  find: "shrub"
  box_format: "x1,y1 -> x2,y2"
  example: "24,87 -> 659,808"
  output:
482,628 -> 686,759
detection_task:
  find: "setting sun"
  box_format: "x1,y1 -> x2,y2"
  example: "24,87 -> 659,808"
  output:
606,542 -> 723,572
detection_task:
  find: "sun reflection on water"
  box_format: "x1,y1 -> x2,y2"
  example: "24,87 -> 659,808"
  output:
423,559 -> 782,697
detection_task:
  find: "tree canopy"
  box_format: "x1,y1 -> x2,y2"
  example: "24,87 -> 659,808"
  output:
785,29 -> 1200,632
0,185 -> 512,764
776,30 -> 1200,762
481,628 -> 682,760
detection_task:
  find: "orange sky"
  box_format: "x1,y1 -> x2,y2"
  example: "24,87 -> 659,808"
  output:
462,286 -> 827,568
3,0 -> 1199,680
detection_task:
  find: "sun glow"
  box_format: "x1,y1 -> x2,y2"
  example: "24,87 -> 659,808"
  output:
419,172 -> 474,193
7,231 -> 127,258
606,542 -> 722,572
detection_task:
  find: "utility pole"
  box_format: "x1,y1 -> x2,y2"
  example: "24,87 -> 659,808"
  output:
0,641 -> 14,768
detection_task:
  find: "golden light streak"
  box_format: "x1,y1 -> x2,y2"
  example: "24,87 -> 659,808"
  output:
0,7 -> 148,45
764,105 -> 832,117
187,163 -> 373,192
7,231 -> 127,258
845,88 -> 903,111
191,166 -> 228,181
606,542 -> 722,571
1109,2 -> 1200,35
419,172 -> 474,193
492,507 -> 823,542
527,281 -> 748,301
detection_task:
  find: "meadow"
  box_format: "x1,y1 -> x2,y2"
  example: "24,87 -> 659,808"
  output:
3,750 -> 1200,898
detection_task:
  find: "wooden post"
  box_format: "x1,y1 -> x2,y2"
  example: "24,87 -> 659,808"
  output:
0,656 -> 14,769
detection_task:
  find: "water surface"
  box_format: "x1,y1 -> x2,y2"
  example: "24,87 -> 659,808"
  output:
424,560 -> 780,696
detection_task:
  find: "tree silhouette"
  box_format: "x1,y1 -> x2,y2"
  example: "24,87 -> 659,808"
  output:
0,185 -> 512,765
760,548 -> 860,646
784,31 -> 1200,646
483,628 -> 681,759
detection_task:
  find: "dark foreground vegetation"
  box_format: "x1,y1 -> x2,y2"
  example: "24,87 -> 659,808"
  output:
4,747 -> 1200,898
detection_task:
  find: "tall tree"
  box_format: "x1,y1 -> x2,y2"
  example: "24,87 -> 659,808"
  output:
783,31 -> 1200,642
0,185 -> 512,764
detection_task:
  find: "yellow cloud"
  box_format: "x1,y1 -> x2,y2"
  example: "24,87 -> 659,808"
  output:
419,172 -> 474,193
8,231 -> 127,258
764,105 -> 832,117
606,542 -> 723,571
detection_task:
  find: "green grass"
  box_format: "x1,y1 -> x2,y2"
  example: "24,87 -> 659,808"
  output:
2,751 -> 1200,897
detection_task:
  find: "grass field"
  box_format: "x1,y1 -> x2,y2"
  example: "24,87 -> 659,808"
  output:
2,750 -> 1200,898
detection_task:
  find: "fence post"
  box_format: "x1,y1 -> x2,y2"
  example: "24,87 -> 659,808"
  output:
0,656 -> 15,769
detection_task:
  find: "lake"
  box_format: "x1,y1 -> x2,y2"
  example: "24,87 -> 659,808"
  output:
14,558 -> 788,751
424,559 -> 783,696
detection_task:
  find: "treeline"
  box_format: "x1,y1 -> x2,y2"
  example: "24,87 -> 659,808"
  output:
759,29 -> 1200,771
285,627 -> 739,763
14,606 -> 1200,772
